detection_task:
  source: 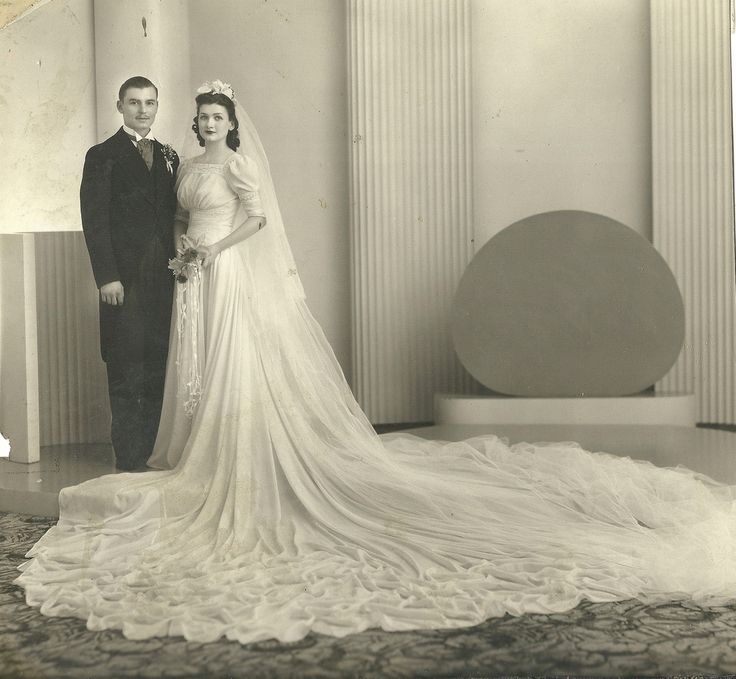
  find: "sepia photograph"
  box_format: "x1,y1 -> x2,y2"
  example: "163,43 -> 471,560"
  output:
0,0 -> 735,677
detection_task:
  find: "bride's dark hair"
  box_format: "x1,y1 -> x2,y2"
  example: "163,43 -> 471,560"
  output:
191,92 -> 240,151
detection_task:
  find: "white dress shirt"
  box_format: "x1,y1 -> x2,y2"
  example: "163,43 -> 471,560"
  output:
122,124 -> 156,146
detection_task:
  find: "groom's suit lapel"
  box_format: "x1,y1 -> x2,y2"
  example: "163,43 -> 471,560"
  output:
111,128 -> 156,204
151,142 -> 171,199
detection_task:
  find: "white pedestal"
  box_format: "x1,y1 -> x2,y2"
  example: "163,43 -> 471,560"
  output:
434,392 -> 696,427
0,233 -> 40,463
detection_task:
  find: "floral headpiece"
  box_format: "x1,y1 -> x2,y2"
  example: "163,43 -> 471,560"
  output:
196,79 -> 236,103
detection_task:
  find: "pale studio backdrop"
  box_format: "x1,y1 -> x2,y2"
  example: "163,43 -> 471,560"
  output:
0,0 -> 653,373
0,0 -> 730,442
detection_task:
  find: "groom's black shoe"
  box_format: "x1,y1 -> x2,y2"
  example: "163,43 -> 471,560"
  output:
106,360 -> 165,475
115,459 -> 150,473
129,465 -> 151,473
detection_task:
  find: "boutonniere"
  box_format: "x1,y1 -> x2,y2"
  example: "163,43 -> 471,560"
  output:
161,143 -> 177,174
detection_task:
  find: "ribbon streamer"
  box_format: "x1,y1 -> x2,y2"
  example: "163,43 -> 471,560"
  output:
175,263 -> 203,418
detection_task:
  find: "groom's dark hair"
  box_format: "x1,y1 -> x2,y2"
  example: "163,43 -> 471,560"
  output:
118,76 -> 158,102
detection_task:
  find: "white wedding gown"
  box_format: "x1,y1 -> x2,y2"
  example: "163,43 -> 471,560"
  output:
15,154 -> 736,644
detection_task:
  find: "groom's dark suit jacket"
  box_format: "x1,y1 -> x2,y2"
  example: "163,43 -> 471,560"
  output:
80,127 -> 179,364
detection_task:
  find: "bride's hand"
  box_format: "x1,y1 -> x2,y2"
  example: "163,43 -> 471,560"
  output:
197,243 -> 221,268
179,233 -> 196,253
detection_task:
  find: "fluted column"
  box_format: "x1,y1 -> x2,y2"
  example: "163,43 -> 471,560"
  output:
35,233 -> 111,446
651,0 -> 736,423
348,0 -> 474,423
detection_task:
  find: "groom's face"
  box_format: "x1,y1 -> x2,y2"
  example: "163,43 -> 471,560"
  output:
116,86 -> 159,135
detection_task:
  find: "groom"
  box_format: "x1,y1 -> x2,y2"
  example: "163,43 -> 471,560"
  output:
80,76 -> 179,471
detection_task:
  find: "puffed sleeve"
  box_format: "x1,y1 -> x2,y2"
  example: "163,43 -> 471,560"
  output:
224,153 -> 266,218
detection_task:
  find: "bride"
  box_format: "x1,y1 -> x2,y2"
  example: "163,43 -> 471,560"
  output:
14,80 -> 736,645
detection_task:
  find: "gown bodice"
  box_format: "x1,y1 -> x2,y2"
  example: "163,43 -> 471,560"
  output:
175,153 -> 265,244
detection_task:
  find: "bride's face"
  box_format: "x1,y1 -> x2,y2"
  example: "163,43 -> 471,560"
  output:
197,104 -> 234,144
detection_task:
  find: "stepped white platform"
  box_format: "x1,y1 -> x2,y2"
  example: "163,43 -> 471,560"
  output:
0,444 -> 112,517
434,392 -> 696,426
2,424 -> 735,517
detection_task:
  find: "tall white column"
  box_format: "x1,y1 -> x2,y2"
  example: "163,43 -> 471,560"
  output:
348,0 -> 475,423
93,0 -> 192,148
651,0 -> 736,423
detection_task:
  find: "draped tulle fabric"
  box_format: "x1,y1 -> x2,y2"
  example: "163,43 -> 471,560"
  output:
14,159 -> 736,645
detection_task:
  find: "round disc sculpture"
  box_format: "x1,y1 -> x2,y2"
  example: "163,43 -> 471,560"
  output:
451,211 -> 685,397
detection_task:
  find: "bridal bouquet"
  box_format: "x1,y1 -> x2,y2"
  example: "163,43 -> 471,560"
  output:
168,240 -> 202,284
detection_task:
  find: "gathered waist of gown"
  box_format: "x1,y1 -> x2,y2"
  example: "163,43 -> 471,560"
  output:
186,200 -> 239,244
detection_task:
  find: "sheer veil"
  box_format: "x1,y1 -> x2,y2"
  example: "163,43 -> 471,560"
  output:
229,100 -> 306,302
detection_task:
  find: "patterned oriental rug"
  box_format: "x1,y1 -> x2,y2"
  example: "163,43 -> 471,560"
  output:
2,511 -> 736,679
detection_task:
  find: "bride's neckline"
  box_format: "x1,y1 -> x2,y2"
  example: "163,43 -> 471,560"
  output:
189,153 -> 237,166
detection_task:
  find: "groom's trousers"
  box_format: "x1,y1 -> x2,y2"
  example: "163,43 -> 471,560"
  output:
106,358 -> 166,470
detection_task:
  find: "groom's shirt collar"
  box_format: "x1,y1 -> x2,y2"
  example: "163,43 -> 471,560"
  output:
122,125 -> 156,145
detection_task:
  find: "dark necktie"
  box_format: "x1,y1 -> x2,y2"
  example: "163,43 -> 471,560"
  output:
137,138 -> 154,171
